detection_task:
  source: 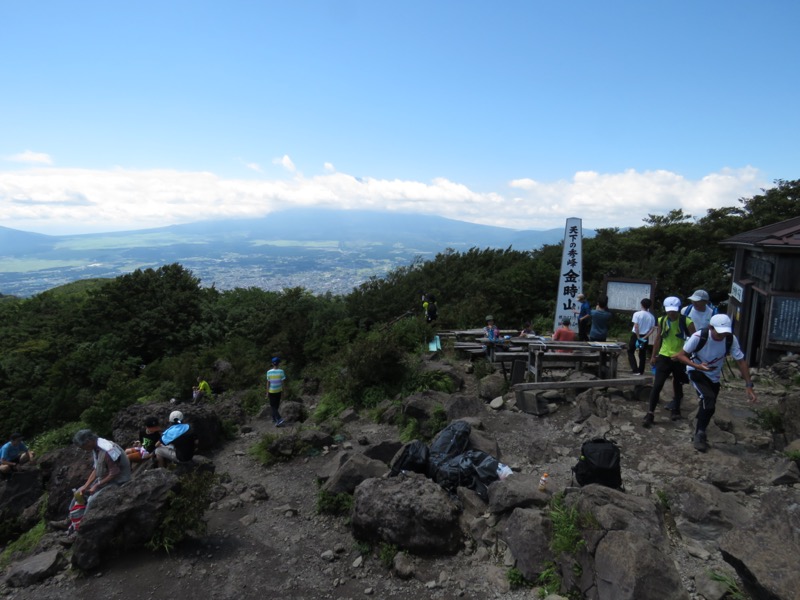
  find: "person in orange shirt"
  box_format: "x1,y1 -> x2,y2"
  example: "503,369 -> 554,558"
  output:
552,317 -> 577,352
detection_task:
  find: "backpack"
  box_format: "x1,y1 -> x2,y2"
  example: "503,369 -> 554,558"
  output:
572,438 -> 623,489
659,314 -> 690,340
389,440 -> 430,476
691,327 -> 733,358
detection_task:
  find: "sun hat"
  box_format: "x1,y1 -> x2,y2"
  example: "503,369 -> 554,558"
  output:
169,410 -> 184,424
709,314 -> 732,334
688,290 -> 710,302
663,296 -> 681,313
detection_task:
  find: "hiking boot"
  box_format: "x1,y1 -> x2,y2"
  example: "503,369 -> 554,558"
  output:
275,418 -> 285,427
671,410 -> 682,421
48,519 -> 71,532
693,431 -> 708,452
642,412 -> 654,428
664,400 -> 677,411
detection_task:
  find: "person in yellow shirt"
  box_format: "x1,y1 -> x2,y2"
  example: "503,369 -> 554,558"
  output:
642,296 -> 696,427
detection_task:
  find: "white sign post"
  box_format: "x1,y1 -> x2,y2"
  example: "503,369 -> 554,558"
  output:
554,218 -> 583,333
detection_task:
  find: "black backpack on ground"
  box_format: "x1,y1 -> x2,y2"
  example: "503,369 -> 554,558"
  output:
572,437 -> 623,489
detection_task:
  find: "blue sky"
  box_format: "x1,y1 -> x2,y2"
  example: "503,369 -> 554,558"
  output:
1,1 -> 797,235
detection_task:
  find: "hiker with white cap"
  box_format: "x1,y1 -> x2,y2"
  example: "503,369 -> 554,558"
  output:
155,411 -> 198,467
683,289 -> 716,331
674,313 -> 757,452
642,296 -> 697,428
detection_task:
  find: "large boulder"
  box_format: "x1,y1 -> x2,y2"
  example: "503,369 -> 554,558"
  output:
666,477 -> 752,545
719,488 -> 800,600
39,446 -> 94,520
0,469 -> 44,541
112,403 -> 223,452
501,508 -> 553,581
71,468 -> 182,570
352,473 -> 462,554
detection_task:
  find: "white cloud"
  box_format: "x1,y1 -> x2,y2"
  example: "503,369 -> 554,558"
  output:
323,162 -> 335,173
273,155 -> 296,173
245,162 -> 263,173
5,150 -> 53,165
0,164 -> 766,235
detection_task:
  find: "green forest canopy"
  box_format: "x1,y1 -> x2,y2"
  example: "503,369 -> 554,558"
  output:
1,179 -> 797,442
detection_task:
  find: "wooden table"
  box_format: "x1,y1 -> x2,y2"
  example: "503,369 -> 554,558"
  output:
523,339 -> 627,381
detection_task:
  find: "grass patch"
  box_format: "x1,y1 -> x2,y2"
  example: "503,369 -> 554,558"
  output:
507,566 -> 531,589
655,489 -> 671,510
316,489 -> 353,516
785,449 -> 800,462
536,562 -> 561,597
399,418 -> 421,443
378,542 -> 398,569
548,494 -> 586,555
148,470 -> 215,553
708,571 -> 746,600
0,520 -> 46,568
354,540 -> 372,556
749,407 -> 783,433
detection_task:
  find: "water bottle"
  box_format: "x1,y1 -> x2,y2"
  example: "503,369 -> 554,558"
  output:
538,473 -> 549,492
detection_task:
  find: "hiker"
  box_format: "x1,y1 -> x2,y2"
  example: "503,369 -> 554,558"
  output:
124,416 -> 162,464
520,321 -> 535,336
574,293 -> 591,341
423,293 -> 438,323
155,411 -> 198,467
483,315 -> 500,341
552,316 -> 576,352
196,377 -> 213,402
675,313 -> 757,452
73,429 -> 132,507
683,289 -> 715,331
642,296 -> 696,428
266,357 -> 286,427
588,297 -> 612,342
627,298 -> 656,375
0,433 -> 34,476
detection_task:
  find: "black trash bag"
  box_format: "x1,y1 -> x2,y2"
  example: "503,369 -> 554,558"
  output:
427,420 -> 471,477
434,449 -> 500,501
389,440 -> 430,476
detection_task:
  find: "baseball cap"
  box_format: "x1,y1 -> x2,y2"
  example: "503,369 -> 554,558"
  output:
169,410 -> 184,424
688,290 -> 710,302
663,296 -> 681,313
271,357 -> 280,365
709,314 -> 732,334
485,315 -> 494,322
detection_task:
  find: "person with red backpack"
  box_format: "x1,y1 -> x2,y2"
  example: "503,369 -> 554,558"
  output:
674,313 -> 757,452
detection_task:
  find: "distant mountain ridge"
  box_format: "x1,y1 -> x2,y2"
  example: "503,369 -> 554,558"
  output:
0,209 -> 595,297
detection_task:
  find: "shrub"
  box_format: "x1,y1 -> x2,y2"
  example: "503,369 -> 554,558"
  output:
536,562 -> 561,597
31,421 -> 88,455
249,433 -> 282,466
399,418 -> 421,443
316,489 -> 353,516
785,449 -> 800,462
148,470 -> 216,553
708,571 -> 746,600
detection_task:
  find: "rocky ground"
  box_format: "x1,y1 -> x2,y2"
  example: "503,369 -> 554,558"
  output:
1,349 -> 796,600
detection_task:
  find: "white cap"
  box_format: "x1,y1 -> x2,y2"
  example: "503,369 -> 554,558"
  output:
663,296 -> 681,313
688,290 -> 710,302
709,314 -> 732,334
169,410 -> 184,423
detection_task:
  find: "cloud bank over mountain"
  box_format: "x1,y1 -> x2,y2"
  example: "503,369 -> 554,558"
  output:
0,160 -> 763,235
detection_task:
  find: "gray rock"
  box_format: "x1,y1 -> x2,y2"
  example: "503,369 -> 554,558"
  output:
769,459 -> 800,485
487,473 -> 548,514
594,531 -> 689,600
5,549 -> 66,587
71,469 -> 182,570
322,453 -> 387,495
667,477 -> 751,544
478,372 -> 504,401
444,394 -> 485,420
468,429 -> 500,459
363,440 -> 403,465
500,507 -> 553,581
351,473 -> 462,554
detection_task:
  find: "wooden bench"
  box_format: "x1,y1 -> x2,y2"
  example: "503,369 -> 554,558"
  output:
514,375 -> 652,391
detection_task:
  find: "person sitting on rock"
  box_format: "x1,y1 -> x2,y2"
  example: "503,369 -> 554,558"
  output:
124,415 -> 162,464
195,377 -> 213,403
155,411 -> 198,468
73,429 -> 132,507
0,432 -> 34,477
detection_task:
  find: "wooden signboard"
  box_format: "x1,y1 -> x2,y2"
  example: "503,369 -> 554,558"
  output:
768,295 -> 800,345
